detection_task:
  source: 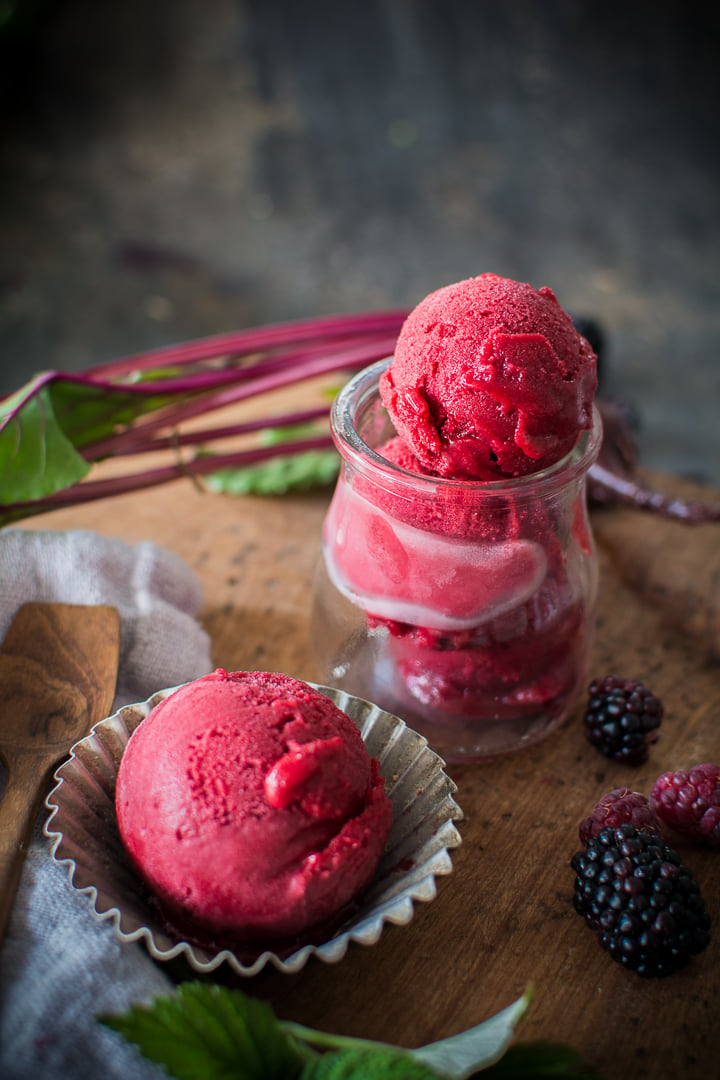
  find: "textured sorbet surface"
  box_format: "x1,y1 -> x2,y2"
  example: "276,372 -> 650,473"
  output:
115,669 -> 393,944
379,273 -> 597,480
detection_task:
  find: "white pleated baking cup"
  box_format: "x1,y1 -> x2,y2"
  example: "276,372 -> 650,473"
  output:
44,683 -> 463,977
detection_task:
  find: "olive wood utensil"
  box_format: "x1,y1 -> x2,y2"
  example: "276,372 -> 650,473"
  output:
0,602 -> 120,945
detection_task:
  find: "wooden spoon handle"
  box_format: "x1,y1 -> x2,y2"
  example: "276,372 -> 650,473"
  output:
0,602 -> 120,948
0,755 -> 49,943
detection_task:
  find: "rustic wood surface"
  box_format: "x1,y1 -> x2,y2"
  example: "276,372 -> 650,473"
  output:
0,602 -> 120,945
21,459 -> 720,1080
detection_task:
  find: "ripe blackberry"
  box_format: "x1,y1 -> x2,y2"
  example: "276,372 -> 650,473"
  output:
571,824 -> 710,977
650,764 -> 720,847
583,675 -> 663,764
578,788 -> 662,845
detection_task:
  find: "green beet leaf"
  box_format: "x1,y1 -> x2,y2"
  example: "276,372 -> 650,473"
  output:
204,421 -> 339,496
0,383 -> 90,502
46,376 -> 172,449
0,373 -> 175,506
205,449 -> 339,496
100,982 -> 305,1080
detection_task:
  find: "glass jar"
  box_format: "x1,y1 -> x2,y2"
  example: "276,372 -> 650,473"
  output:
311,359 -> 603,762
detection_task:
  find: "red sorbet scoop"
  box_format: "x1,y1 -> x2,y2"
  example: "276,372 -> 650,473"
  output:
115,669 -> 392,944
379,273 -> 597,480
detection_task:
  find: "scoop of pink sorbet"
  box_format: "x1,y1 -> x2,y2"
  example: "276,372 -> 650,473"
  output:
115,669 -> 392,944
379,273 -> 597,480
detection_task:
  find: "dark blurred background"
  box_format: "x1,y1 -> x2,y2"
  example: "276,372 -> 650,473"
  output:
1,0 -> 719,482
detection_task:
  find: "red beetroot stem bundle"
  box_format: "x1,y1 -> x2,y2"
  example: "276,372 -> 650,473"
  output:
35,433 -> 341,508
83,310 -> 405,381
84,333 -> 401,460
0,310 -> 408,522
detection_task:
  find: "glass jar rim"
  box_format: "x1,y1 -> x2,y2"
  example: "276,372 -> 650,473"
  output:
331,358 -> 603,500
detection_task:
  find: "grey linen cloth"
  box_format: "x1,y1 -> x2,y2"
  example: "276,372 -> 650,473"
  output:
0,529 -> 214,1079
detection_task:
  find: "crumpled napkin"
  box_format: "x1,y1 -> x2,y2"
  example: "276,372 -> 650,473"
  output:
0,529 -> 214,1080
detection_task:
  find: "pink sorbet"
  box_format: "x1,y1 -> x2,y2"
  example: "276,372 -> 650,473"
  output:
379,273 -> 597,480
115,669 -> 392,944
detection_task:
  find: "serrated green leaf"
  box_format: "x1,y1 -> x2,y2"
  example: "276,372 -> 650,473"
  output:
410,990 -> 532,1080
100,982 -> 304,1080
301,1047 -> 441,1079
205,449 -> 339,496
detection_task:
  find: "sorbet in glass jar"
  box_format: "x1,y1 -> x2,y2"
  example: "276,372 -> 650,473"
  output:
312,274 -> 601,761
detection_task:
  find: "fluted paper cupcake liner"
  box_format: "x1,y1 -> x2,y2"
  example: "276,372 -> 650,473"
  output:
44,683 -> 463,977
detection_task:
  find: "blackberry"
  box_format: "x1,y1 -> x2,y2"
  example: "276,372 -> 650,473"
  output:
571,824 -> 710,977
650,763 -> 720,847
578,787 -> 662,845
583,675 -> 663,764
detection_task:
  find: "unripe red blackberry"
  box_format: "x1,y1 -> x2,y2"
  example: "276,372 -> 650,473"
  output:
578,788 -> 662,845
650,764 -> 720,846
571,824 -> 711,977
583,675 -> 663,764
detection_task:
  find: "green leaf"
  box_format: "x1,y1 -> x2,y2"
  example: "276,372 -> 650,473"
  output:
46,378 -> 172,449
205,449 -> 339,496
410,990 -> 532,1080
100,982 -> 305,1080
301,1047 -> 441,1079
0,373 -> 175,506
474,1041 -> 603,1079
0,382 -> 90,502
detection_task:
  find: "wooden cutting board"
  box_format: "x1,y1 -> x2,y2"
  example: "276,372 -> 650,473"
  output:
21,456 -> 720,1079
